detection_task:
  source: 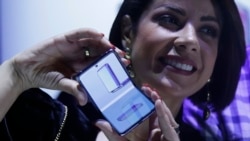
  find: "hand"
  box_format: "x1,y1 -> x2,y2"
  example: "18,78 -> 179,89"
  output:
142,86 -> 180,141
95,120 -> 128,141
11,28 -> 118,105
95,86 -> 180,141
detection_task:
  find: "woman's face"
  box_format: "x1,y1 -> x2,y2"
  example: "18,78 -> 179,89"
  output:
129,0 -> 221,98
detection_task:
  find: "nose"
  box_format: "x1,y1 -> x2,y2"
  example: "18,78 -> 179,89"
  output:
174,23 -> 200,53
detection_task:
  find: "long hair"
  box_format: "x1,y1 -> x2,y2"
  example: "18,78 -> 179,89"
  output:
109,0 -> 153,49
191,0 -> 246,111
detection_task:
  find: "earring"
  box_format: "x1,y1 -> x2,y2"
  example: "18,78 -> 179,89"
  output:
122,38 -> 135,78
124,48 -> 135,78
203,79 -> 211,120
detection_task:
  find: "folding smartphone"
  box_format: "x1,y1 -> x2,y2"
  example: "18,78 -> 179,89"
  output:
74,49 -> 155,135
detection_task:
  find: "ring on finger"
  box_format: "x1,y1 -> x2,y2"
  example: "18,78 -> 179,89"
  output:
84,47 -> 90,57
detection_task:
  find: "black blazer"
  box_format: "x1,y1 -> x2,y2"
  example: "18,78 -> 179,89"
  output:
0,88 -> 99,141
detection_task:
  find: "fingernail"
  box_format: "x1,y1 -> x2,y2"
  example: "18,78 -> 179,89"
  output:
142,83 -> 149,87
109,42 -> 116,49
78,94 -> 86,106
121,51 -> 126,56
153,88 -> 160,95
77,85 -> 87,106
126,59 -> 131,65
152,90 -> 161,100
142,83 -> 155,91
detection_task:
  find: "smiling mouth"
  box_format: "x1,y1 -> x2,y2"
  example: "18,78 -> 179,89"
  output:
159,57 -> 197,73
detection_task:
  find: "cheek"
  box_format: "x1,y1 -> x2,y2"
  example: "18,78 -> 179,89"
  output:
129,38 -> 157,82
133,20 -> 168,50
131,27 -> 169,58
130,31 -> 166,73
130,34 -> 155,63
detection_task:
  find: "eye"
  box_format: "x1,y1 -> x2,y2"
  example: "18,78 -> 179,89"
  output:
200,26 -> 218,38
156,15 -> 181,30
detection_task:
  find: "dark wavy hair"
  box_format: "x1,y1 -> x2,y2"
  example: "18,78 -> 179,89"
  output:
109,0 -> 246,111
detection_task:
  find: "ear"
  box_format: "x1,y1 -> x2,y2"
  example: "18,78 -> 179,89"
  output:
121,15 -> 134,48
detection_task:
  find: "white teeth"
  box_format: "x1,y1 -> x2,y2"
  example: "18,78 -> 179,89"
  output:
166,60 -> 193,71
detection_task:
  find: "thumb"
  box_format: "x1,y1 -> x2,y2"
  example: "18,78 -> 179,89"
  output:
95,120 -> 128,141
57,78 -> 87,106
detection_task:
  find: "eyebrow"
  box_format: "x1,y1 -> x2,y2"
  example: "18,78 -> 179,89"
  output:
155,4 -> 186,16
200,16 -> 219,24
157,4 -> 219,24
168,7 -> 186,17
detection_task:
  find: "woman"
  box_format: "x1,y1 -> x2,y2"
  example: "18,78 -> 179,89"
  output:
96,0 -> 246,140
0,0 -> 246,140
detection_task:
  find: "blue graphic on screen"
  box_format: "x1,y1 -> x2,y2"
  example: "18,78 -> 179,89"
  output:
97,63 -> 127,93
79,52 -> 154,134
117,103 -> 143,121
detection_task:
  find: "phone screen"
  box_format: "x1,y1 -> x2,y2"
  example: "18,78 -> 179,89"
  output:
75,50 -> 155,135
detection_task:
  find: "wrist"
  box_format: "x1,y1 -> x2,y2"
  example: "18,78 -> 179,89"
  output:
0,58 -> 25,97
0,58 -> 27,121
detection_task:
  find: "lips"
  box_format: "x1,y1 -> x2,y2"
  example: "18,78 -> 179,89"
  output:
159,55 -> 197,73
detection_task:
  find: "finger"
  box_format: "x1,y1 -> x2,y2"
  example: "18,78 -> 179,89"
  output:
155,99 -> 171,130
95,120 -> 128,141
76,38 -> 114,56
65,28 -> 105,42
76,38 -> 131,67
155,99 -> 179,141
148,128 -> 162,141
121,58 -> 130,66
56,78 -> 88,106
148,114 -> 159,133
151,90 -> 161,102
112,47 -> 131,67
77,36 -> 112,47
141,85 -> 160,102
141,86 -> 152,99
160,100 -> 179,128
114,47 -> 126,58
